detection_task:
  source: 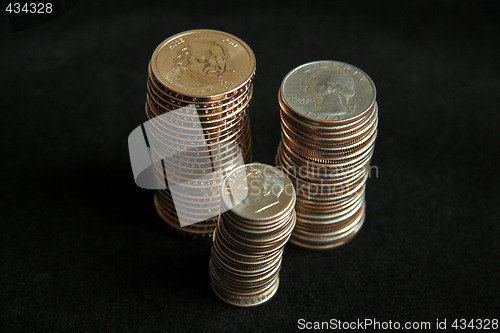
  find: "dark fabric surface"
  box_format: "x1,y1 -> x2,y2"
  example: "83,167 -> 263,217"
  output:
1,1 -> 499,332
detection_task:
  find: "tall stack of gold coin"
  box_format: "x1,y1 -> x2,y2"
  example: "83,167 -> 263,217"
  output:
210,163 -> 296,306
275,61 -> 378,249
145,30 -> 255,237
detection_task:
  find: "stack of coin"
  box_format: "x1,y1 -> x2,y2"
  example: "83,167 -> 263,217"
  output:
275,61 -> 378,249
210,163 -> 296,306
145,29 -> 255,237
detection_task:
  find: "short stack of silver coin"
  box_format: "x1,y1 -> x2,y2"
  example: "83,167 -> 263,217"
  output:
209,163 -> 296,306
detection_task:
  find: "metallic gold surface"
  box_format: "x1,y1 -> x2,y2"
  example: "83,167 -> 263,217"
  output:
144,30 -> 256,237
150,29 -> 255,99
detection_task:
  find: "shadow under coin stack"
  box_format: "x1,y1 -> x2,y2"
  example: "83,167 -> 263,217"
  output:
275,61 -> 378,249
145,30 -> 255,237
210,163 -> 296,306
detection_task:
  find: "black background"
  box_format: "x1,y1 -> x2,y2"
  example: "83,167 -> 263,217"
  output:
1,1 -> 499,332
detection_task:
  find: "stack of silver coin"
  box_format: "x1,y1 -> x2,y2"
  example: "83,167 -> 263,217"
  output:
144,29 -> 255,237
210,163 -> 296,306
275,61 -> 378,249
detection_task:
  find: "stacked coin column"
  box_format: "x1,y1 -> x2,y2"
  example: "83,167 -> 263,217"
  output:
210,163 -> 296,306
275,61 -> 378,249
144,30 -> 256,237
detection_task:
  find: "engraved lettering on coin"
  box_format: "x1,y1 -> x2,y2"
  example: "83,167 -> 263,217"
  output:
222,164 -> 295,221
245,168 -> 284,213
227,168 -> 284,214
305,69 -> 356,115
280,61 -> 376,122
152,30 -> 255,97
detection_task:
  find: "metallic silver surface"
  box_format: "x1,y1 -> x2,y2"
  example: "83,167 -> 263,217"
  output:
276,61 -> 378,249
221,163 -> 295,221
281,61 -> 376,123
210,163 -> 296,307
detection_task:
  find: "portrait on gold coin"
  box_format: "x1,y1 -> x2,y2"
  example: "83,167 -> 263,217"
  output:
172,40 -> 234,86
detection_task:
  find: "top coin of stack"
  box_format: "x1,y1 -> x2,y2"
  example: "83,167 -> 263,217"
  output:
145,29 -> 256,237
275,60 -> 378,249
210,163 -> 296,306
